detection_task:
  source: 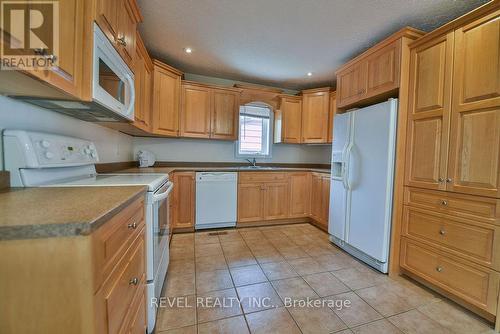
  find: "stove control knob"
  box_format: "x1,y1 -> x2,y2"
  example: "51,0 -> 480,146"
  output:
45,151 -> 55,159
90,152 -> 97,158
40,140 -> 51,148
84,148 -> 91,154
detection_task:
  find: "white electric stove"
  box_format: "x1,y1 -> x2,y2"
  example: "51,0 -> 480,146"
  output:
3,130 -> 171,333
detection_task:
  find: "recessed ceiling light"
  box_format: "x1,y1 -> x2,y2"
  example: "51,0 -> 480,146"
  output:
307,72 -> 313,77
184,47 -> 192,54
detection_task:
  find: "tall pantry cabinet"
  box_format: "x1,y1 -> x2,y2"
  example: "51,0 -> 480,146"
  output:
401,4 -> 500,329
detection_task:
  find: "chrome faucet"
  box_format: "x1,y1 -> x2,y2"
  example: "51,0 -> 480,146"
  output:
245,158 -> 257,167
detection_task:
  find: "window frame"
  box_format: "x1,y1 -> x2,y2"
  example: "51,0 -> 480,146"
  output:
235,103 -> 273,159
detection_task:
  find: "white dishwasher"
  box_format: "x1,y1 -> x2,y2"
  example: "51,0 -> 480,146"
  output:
195,172 -> 238,229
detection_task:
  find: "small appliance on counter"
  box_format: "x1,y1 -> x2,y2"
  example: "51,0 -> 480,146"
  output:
138,150 -> 156,168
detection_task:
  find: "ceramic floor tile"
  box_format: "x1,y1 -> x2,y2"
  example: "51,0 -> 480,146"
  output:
252,248 -> 285,264
418,300 -> 494,334
303,272 -> 350,297
168,259 -> 195,275
289,235 -> 315,246
224,250 -> 257,268
195,243 -> 224,257
301,244 -> 338,257
197,315 -> 249,334
171,233 -> 194,246
239,229 -> 265,240
195,232 -> 220,245
335,330 -> 354,334
196,269 -> 234,294
287,257 -> 326,275
196,288 -> 242,323
245,307 -> 301,334
271,277 -> 319,302
261,230 -> 288,240
229,265 -> 268,287
195,253 -> 228,273
218,231 -> 244,243
288,303 -> 347,334
331,267 -> 387,290
170,246 -> 195,260
324,292 -> 382,328
221,240 -> 249,253
269,237 -> 297,249
156,295 -> 197,331
355,283 -> 414,317
260,261 -> 298,280
351,319 -> 403,334
236,282 -> 283,313
316,253 -> 360,271
163,272 -> 196,297
156,325 -> 197,334
388,309 -> 453,334
277,246 -> 310,260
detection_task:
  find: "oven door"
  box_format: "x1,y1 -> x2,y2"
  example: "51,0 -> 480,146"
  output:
92,22 -> 135,121
151,181 -> 173,285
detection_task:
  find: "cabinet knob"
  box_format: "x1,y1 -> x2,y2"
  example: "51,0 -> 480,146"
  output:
128,222 -> 138,229
436,266 -> 443,272
129,277 -> 139,285
446,178 -> 452,183
440,200 -> 448,206
439,229 -> 446,236
117,36 -> 127,46
438,177 -> 445,183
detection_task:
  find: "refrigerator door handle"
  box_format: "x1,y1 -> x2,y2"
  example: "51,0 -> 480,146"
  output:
344,143 -> 353,190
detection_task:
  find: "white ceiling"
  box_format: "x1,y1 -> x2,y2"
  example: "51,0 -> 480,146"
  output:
137,0 -> 488,90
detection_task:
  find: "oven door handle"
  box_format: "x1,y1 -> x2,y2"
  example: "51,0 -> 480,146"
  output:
152,181 -> 174,202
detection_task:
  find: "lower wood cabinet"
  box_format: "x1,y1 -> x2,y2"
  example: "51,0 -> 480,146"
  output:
171,172 -> 196,230
289,172 -> 311,218
310,173 -> 330,229
238,183 -> 265,222
263,182 -> 289,220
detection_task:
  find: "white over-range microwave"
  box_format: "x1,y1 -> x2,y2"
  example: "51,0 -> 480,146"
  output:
13,23 -> 135,122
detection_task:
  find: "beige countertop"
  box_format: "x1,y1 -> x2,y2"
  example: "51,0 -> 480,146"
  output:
116,166 -> 331,174
0,186 -> 146,240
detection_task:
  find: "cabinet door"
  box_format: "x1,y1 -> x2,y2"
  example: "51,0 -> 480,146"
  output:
152,62 -> 181,136
289,173 -> 311,218
366,40 -> 401,98
117,0 -> 136,68
447,11 -> 500,198
321,176 -> 331,226
264,182 -> 289,220
172,172 -> 195,229
337,62 -> 367,108
133,34 -> 151,131
301,91 -> 330,143
95,0 -> 119,43
328,92 -> 336,143
238,183 -> 264,222
405,33 -> 454,191
310,174 -> 322,221
180,84 -> 211,138
281,97 -> 302,143
211,88 -> 240,140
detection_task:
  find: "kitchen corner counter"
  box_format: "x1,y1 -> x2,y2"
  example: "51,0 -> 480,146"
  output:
0,186 -> 147,240
115,166 -> 331,174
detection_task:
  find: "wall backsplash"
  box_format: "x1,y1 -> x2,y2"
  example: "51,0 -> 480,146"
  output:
133,137 -> 331,164
0,96 -> 134,167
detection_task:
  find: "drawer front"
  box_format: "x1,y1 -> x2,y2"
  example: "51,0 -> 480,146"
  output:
404,187 -> 499,224
102,232 -> 145,334
126,288 -> 146,334
239,172 -> 287,183
402,206 -> 499,268
401,238 -> 499,314
93,198 -> 145,292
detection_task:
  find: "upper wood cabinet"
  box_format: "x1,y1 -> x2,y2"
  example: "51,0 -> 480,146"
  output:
336,28 -> 424,110
405,33 -> 454,191
301,87 -> 331,143
279,95 -> 303,143
172,172 -> 195,230
95,0 -> 142,70
151,60 -> 182,136
133,33 -> 153,132
180,81 -> 241,140
328,92 -> 337,143
180,83 -> 212,138
289,172 -> 311,218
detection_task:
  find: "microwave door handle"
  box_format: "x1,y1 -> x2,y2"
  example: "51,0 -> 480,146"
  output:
152,182 -> 174,202
125,73 -> 135,118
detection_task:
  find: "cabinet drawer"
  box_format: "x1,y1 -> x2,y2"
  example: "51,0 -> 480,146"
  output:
404,187 -> 500,224
97,231 -> 146,334
123,285 -> 146,334
92,197 -> 145,292
239,172 -> 287,183
402,206 -> 500,269
400,238 -> 499,314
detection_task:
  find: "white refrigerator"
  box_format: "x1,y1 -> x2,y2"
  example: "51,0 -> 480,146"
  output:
328,99 -> 398,273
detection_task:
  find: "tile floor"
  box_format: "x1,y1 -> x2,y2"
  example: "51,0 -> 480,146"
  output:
155,223 -> 496,334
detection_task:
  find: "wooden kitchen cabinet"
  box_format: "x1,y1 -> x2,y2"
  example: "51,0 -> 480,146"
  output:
289,172 -> 311,218
152,60 -> 182,136
301,87 -> 331,143
337,62 -> 367,108
279,95 -> 303,143
310,173 -> 330,230
132,33 -> 153,132
238,183 -> 265,222
310,173 -> 322,221
172,172 -> 195,230
328,92 -> 337,143
405,32 -> 454,191
180,82 -> 241,140
365,40 -> 401,98
180,82 -> 212,138
263,182 -> 289,220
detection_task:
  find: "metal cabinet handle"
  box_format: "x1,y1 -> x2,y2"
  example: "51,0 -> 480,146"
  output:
128,222 -> 137,229
117,36 -> 127,46
440,200 -> 448,206
436,266 -> 443,272
129,277 -> 139,285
